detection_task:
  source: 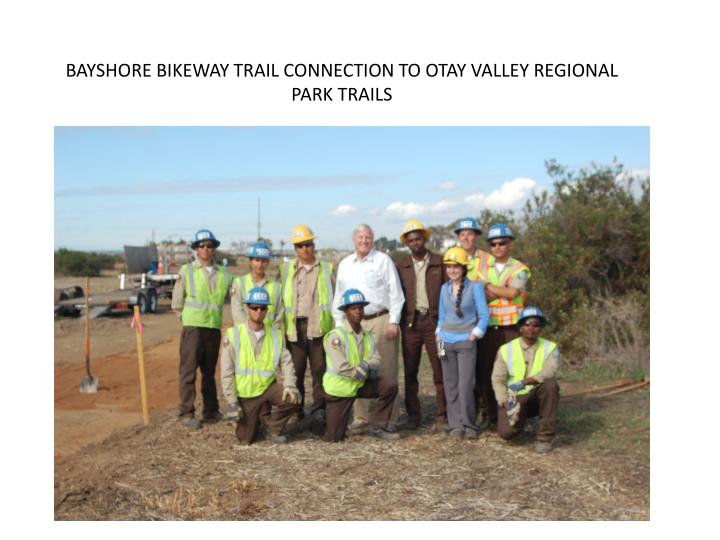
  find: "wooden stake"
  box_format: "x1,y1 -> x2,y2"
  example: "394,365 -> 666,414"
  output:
133,306 -> 149,425
562,380 -> 634,397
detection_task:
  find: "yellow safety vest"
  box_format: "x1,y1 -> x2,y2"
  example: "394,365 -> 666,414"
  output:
499,337 -> 557,395
235,274 -> 280,319
280,260 -> 334,341
467,250 -> 492,282
485,258 -> 530,326
181,263 -> 229,329
322,327 -> 374,398
226,324 -> 281,399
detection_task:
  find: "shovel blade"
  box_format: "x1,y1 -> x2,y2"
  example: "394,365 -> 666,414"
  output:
80,376 -> 99,393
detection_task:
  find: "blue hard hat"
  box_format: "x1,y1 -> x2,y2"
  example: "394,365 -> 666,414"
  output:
487,224 -> 515,241
247,242 -> 271,260
245,287 -> 271,306
339,288 -> 370,311
517,306 -> 547,327
453,216 -> 482,235
191,228 -> 220,249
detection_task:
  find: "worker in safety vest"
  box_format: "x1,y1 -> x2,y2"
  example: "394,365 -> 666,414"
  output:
231,241 -> 283,329
219,287 -> 302,445
278,225 -> 335,431
475,224 -> 531,429
322,289 -> 400,442
491,306 -> 559,453
171,228 -> 231,429
453,216 -> 492,283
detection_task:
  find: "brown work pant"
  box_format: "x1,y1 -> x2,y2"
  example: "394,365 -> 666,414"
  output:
236,382 -> 301,445
323,378 -> 399,442
287,318 -> 326,415
401,313 -> 446,424
178,326 -> 221,419
497,379 -> 560,442
476,325 -> 519,424
355,312 -> 400,424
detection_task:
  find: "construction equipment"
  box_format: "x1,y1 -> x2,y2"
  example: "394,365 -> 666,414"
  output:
79,277 -> 99,393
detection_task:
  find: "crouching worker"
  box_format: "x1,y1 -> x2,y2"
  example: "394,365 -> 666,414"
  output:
322,289 -> 400,442
220,287 -> 302,445
491,306 -> 560,453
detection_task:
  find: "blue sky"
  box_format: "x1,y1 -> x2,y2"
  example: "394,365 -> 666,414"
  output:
54,127 -> 649,251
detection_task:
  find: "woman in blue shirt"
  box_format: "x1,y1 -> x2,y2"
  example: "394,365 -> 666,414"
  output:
436,247 -> 490,438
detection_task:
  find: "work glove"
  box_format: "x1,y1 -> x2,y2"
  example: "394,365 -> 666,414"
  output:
228,401 -> 244,420
506,391 -> 521,426
282,387 -> 302,405
436,336 -> 446,358
351,364 -> 369,381
367,368 -> 380,381
508,381 -> 526,392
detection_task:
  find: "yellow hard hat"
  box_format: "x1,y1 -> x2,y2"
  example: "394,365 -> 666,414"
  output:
290,224 -> 317,245
400,220 -> 431,243
443,246 -> 470,266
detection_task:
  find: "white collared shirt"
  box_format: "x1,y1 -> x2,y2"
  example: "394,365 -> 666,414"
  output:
333,248 -> 405,324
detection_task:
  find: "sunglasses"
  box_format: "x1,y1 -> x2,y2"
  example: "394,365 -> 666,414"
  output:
490,240 -> 510,247
196,243 -> 216,249
522,321 -> 542,327
295,243 -> 315,250
248,305 -> 268,312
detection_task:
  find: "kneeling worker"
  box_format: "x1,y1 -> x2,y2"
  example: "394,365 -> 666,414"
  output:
220,287 -> 302,445
322,289 -> 400,442
491,306 -> 560,453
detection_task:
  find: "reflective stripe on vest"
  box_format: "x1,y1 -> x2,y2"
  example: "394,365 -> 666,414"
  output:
237,274 -> 280,317
228,324 -> 280,398
500,337 -> 557,395
468,250 -> 492,282
181,264 -> 229,329
281,260 -> 334,341
322,327 -> 374,398
487,259 -> 530,326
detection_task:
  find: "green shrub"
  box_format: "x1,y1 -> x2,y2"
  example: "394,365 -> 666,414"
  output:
54,248 -> 121,276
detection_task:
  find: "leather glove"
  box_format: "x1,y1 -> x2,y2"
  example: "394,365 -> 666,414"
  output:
282,387 -> 302,405
508,381 -> 526,392
436,336 -> 446,358
228,401 -> 244,420
367,368 -> 380,381
351,363 -> 369,381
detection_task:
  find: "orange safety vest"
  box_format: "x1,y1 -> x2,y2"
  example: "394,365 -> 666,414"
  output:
485,258 -> 530,326
467,250 -> 492,282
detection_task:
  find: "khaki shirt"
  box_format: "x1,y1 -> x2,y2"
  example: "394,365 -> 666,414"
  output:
288,260 -> 335,340
171,260 -> 230,317
230,274 -> 284,329
413,252 -> 431,312
324,321 -> 381,378
491,338 -> 560,405
219,322 -> 296,405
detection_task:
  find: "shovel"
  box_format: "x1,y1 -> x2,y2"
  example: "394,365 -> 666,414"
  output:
80,277 -> 99,393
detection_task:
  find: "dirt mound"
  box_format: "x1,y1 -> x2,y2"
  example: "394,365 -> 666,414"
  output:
54,391 -> 650,520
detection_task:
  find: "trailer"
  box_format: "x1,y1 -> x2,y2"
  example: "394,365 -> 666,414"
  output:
55,245 -> 185,318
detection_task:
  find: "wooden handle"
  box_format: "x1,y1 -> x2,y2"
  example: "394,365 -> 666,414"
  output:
133,306 -> 149,426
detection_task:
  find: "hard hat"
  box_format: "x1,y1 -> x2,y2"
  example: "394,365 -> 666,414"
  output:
487,224 -> 515,241
339,288 -> 370,311
245,287 -> 271,306
247,242 -> 271,260
443,246 -> 470,266
400,220 -> 431,243
290,224 -> 317,245
453,216 -> 482,235
191,228 -> 220,249
517,306 -> 548,327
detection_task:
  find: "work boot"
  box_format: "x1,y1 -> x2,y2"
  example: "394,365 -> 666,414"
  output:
448,429 -> 463,439
534,440 -> 553,454
464,428 -> 479,440
348,420 -> 369,434
310,409 -> 326,436
181,417 -> 202,430
367,427 -> 401,441
432,420 -> 448,434
203,411 -> 225,423
385,423 -> 399,434
399,420 -> 420,431
269,433 -> 288,445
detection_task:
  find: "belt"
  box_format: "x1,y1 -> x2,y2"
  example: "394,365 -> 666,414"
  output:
363,308 -> 389,321
415,308 -> 430,317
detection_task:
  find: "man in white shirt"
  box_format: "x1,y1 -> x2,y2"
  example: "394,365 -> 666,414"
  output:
333,224 -> 405,431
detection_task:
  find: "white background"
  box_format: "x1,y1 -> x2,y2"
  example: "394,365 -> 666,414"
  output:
2,0 -> 717,535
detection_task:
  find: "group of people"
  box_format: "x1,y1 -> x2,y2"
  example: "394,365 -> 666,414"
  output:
171,217 -> 561,454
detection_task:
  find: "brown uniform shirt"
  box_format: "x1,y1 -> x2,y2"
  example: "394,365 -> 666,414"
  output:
491,338 -> 561,405
219,322 -> 296,405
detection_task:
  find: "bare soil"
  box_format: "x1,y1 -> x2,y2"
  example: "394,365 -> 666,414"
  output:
54,275 -> 649,520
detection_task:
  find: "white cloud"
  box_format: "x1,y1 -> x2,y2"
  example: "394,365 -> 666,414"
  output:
331,204 -> 358,217
482,177 -> 536,209
435,181 -> 457,191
